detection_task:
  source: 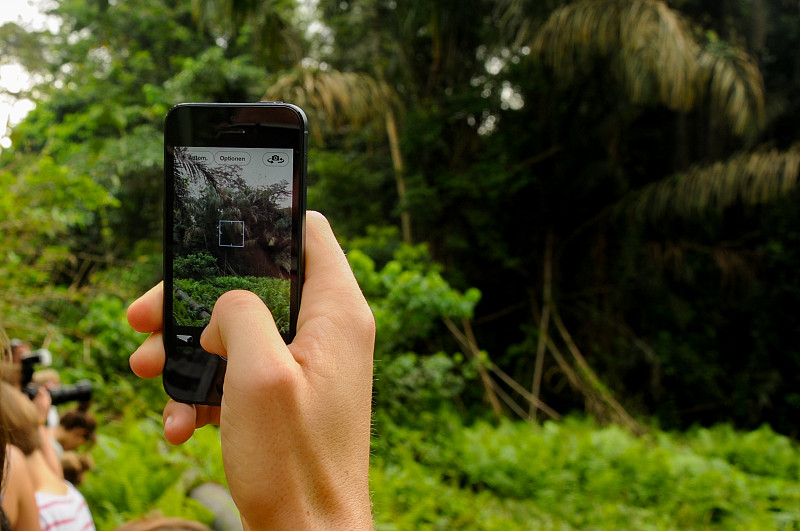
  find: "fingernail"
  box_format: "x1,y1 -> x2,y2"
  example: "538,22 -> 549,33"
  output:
164,415 -> 174,428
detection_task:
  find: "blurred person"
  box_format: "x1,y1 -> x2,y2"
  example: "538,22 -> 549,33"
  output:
1,328 -> 42,531
32,369 -> 62,428
128,212 -> 375,530
1,339 -> 43,391
0,382 -> 95,531
31,369 -> 60,388
0,357 -> 21,390
0,346 -> 63,476
10,340 -> 50,397
59,452 -> 94,487
53,409 -> 97,455
8,339 -> 30,365
0,364 -> 20,388
1,444 -> 42,531
22,383 -> 64,478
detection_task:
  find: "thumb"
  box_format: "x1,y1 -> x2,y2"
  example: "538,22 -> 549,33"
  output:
199,290 -> 295,381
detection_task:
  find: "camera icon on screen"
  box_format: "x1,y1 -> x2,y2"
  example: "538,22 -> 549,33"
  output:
263,152 -> 288,166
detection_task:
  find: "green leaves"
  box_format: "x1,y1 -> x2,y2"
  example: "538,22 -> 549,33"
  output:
174,276 -> 291,331
347,245 -> 481,355
0,155 -> 119,335
81,415 -> 222,529
346,241 -> 483,426
371,415 -> 800,530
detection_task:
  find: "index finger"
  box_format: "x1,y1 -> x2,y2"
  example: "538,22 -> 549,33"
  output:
297,212 -> 371,320
127,282 -> 164,333
292,212 -> 375,357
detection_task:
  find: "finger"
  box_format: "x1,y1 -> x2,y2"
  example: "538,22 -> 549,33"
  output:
300,212 -> 365,312
200,290 -> 292,374
162,400 -> 221,445
127,282 -> 164,333
293,212 -> 375,357
163,400 -> 198,445
129,332 -> 165,379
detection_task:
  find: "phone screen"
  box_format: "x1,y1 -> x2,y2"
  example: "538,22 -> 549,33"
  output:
163,103 -> 307,404
171,146 -> 294,331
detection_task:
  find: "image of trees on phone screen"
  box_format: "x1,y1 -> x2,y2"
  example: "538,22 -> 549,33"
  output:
171,146 -> 293,333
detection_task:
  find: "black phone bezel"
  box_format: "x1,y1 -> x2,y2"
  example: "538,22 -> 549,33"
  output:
162,102 -> 308,405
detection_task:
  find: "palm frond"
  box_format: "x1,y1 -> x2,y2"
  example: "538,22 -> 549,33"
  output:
532,0 -> 698,108
264,68 -> 400,141
698,41 -> 766,136
530,0 -> 764,135
612,143 -> 800,222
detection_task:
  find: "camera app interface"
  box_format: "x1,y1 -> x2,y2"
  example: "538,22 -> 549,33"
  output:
171,146 -> 293,333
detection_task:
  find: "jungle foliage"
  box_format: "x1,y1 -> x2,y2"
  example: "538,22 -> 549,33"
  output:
3,0 -> 800,528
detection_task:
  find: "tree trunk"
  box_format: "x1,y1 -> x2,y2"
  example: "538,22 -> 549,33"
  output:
385,109 -> 413,243
530,230 -> 553,420
750,0 -> 767,62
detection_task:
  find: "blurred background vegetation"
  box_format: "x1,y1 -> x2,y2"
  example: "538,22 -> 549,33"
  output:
3,0 -> 800,528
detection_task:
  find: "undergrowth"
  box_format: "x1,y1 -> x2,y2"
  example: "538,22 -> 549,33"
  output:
82,410 -> 800,530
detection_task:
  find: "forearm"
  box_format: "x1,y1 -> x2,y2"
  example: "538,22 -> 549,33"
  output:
238,482 -> 373,531
233,445 -> 373,531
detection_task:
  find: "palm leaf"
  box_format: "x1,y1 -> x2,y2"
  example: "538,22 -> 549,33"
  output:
531,0 -> 697,107
698,41 -> 766,136
612,143 -> 800,222
529,0 -> 764,136
264,68 -> 400,142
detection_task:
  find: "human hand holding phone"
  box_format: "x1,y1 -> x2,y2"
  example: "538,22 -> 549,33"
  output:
128,212 -> 375,530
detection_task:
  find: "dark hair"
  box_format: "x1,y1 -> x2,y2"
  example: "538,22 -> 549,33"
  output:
61,451 -> 94,486
60,409 -> 98,442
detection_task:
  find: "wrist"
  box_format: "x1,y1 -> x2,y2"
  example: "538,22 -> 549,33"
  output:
238,489 -> 373,531
234,456 -> 372,531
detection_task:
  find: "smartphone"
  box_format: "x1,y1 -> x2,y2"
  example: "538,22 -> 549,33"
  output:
162,102 -> 308,404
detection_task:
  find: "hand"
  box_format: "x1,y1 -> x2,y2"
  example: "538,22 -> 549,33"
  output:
127,212 -> 375,530
32,385 -> 52,425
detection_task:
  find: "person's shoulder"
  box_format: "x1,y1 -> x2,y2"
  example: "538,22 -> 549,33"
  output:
63,481 -> 85,498
5,443 -> 25,463
4,444 -> 29,482
2,447 -> 39,531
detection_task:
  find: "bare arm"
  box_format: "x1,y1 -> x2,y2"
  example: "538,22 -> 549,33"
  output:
2,445 -> 42,531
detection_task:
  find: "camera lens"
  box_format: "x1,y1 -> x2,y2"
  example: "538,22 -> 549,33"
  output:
48,380 -> 93,406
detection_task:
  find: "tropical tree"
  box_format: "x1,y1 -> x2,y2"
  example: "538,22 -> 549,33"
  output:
238,0 -> 800,428
507,0 -> 800,428
263,69 -> 412,240
4,0 -> 800,431
0,0 -> 269,395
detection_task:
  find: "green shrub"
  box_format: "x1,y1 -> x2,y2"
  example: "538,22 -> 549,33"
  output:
81,414 -> 224,530
75,407 -> 800,530
174,251 -> 218,280
371,415 -> 800,530
684,423 -> 800,480
173,275 -> 290,330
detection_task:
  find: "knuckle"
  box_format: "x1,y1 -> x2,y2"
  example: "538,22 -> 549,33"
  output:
250,358 -> 301,394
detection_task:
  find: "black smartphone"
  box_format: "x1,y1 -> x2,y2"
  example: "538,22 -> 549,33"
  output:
162,102 -> 308,404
